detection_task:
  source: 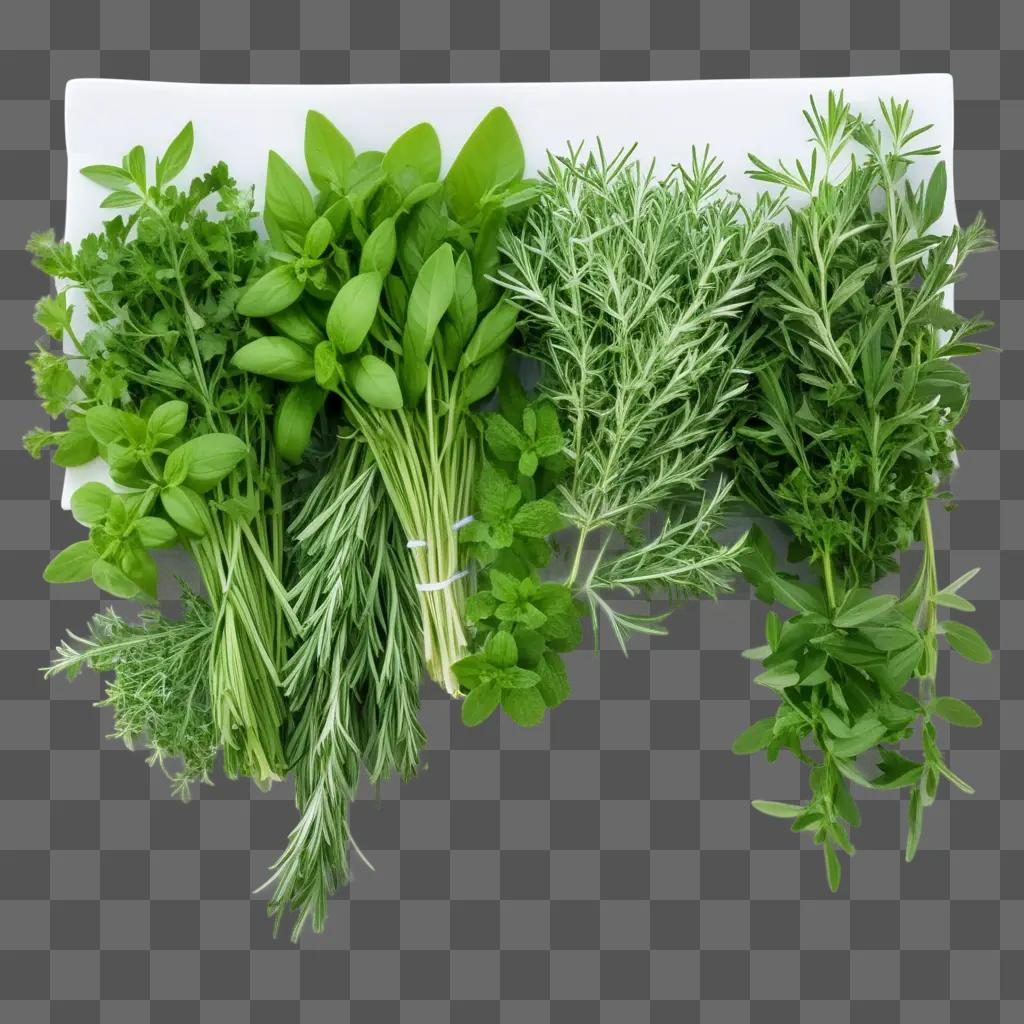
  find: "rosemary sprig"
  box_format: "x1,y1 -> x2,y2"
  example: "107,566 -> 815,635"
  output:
496,144 -> 780,642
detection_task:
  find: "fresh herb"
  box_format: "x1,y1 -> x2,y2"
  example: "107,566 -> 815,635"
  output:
453,375 -> 579,727
48,587 -> 217,799
495,144 -> 779,644
731,94 -> 996,889
232,107 -> 535,693
27,127 -> 295,782
263,437 -> 423,939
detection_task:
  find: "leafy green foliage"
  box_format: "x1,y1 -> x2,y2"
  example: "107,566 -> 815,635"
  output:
264,439 -> 423,940
732,94 -> 995,891
496,143 -> 779,646
234,105 -> 534,694
26,127 -> 293,783
48,587 -> 218,800
454,382 -> 581,727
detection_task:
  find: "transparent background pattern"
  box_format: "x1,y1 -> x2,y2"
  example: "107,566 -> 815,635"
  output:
0,1 -> 1019,1021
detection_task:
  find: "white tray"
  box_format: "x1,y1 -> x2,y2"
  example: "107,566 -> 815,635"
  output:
61,74 -> 957,508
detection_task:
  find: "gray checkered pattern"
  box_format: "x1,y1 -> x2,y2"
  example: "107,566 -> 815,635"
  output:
0,0 -> 1019,1020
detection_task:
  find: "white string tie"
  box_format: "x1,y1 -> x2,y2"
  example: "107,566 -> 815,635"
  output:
415,569 -> 469,593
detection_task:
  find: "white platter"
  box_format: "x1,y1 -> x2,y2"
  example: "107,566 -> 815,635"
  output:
61,74 -> 956,508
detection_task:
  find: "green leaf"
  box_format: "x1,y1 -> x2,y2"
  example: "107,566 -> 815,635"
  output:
382,122 -> 441,197
160,486 -> 207,537
932,696 -> 982,728
824,840 -> 841,893
770,576 -> 827,616
237,265 -> 305,318
91,558 -> 139,599
326,272 -> 383,354
462,300 -> 518,366
133,517 -> 178,549
232,336 -> 315,382
44,540 -> 98,584
466,591 -> 497,621
274,382 -> 324,464
732,717 -> 775,755
447,251 -> 478,347
313,341 -> 338,389
905,788 -> 923,862
119,546 -> 158,599
535,652 -> 571,708
463,348 -> 505,405
80,163 -> 133,190
156,122 -> 193,188
404,243 -> 455,359
485,630 -> 517,668
147,400 -> 188,446
500,666 -> 541,690
100,189 -> 143,210
922,160 -> 947,229
445,106 -> 525,221
265,150 -> 315,237
754,665 -> 801,689
84,406 -> 129,446
512,499 -> 563,539
462,680 -> 501,726
33,293 -> 72,341
166,434 -> 247,493
833,592 -> 897,628
268,303 -> 324,346
350,354 -> 403,410
941,620 -> 992,663
304,110 -> 355,193
359,217 -> 397,277
486,415 -> 526,462
751,800 -> 804,819
303,216 -> 333,258
70,482 -> 114,527
501,685 -> 546,727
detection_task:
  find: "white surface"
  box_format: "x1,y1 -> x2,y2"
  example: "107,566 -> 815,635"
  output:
61,75 -> 957,508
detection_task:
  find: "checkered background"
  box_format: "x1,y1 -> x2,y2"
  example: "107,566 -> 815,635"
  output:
0,0 -> 1020,1021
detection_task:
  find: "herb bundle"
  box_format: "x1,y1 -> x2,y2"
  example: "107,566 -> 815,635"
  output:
232,107 -> 534,694
26,127 -> 294,783
495,145 -> 780,646
731,94 -> 995,888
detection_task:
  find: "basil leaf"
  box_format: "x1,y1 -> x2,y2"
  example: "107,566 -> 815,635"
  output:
236,265 -> 305,318
274,382 -> 324,464
382,122 -> 441,197
133,517 -> 178,549
445,106 -> 525,221
146,400 -> 188,445
462,299 -> 518,366
265,150 -> 315,237
403,243 -> 455,359
349,354 -> 403,410
304,110 -> 355,193
232,336 -> 315,382
160,485 -> 207,537
326,272 -> 383,354
169,434 -> 248,493
44,540 -> 98,584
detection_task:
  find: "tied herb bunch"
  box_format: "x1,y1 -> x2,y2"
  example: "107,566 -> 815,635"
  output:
26,126 -> 296,784
731,93 -> 996,889
231,107 -> 535,694
495,144 -> 781,647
